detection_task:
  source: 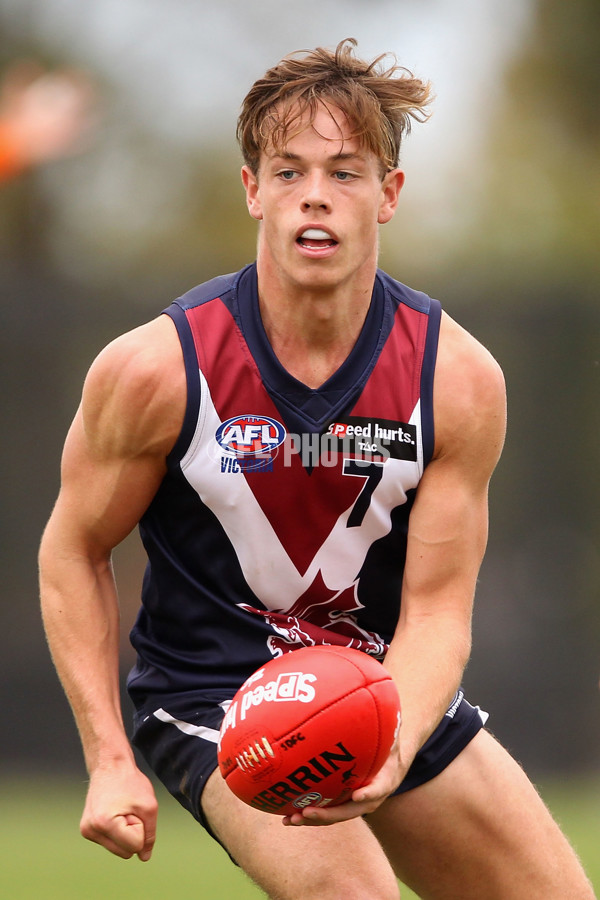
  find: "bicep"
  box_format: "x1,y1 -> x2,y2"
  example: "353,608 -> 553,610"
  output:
39,320 -> 183,718
43,318 -> 184,561
43,407 -> 166,563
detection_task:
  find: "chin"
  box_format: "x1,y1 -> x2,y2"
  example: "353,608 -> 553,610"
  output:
290,258 -> 353,290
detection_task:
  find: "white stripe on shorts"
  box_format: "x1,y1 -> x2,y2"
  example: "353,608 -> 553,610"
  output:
153,707 -> 220,743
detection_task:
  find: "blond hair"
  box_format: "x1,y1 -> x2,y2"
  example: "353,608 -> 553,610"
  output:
237,38 -> 432,174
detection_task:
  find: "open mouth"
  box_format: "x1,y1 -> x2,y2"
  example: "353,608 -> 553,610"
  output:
296,228 -> 338,250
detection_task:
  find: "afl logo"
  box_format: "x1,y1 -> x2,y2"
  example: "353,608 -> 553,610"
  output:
293,791 -> 323,809
215,415 -> 286,457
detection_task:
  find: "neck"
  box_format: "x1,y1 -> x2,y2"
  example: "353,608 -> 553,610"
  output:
256,260 -> 375,388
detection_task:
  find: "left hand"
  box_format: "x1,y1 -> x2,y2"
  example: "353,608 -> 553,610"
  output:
282,737 -> 404,827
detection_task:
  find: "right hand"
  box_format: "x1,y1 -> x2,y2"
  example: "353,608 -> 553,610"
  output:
80,764 -> 158,861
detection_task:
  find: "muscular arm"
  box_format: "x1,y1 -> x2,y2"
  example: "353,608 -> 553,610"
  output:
384,314 -> 505,767
39,315 -> 185,859
287,312 -> 506,826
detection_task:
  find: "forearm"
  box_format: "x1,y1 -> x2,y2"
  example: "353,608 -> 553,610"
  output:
39,526 -> 133,774
40,519 -> 158,861
384,607 -> 472,773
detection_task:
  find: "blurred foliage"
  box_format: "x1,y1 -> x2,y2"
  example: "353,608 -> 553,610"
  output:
462,0 -> 600,287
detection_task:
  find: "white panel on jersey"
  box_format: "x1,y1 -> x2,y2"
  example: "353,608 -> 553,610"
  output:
180,370 -> 423,613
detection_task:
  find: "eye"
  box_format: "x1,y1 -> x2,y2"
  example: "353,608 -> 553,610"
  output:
278,170 -> 299,181
334,171 -> 355,181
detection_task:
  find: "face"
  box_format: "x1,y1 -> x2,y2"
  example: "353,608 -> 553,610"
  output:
241,102 -> 404,298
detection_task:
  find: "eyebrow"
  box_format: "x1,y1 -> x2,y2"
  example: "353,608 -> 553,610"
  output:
268,150 -> 367,164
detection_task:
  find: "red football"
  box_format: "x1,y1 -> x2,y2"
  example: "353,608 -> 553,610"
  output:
217,645 -> 400,816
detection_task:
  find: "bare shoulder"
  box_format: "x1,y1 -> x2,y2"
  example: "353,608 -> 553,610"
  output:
433,312 -> 507,474
81,313 -> 185,460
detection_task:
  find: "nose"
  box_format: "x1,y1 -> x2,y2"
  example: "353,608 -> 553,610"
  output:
300,170 -> 331,212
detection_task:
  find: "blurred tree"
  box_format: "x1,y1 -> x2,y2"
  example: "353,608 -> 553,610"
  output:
453,0 -> 600,776
469,0 -> 600,286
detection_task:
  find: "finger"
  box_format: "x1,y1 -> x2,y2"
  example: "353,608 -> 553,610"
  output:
112,814 -> 148,854
282,798 -> 378,827
352,783 -> 381,804
281,760 -> 400,827
83,827 -> 137,859
82,814 -> 147,858
129,815 -> 156,862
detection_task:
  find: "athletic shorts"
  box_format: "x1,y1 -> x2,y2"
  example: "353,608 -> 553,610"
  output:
131,688 -> 488,848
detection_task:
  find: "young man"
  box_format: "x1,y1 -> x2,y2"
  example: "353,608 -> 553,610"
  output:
39,40 -> 594,899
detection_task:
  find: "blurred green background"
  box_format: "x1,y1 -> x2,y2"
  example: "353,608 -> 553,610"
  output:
1,0 -> 598,896
2,776 -> 599,898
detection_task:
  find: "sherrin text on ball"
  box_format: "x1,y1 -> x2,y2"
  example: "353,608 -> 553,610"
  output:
217,645 -> 401,816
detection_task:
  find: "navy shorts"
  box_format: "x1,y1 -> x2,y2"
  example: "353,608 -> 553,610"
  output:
132,688 -> 487,847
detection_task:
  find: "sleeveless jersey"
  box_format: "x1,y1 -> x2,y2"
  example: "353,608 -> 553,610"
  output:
127,263 -> 441,712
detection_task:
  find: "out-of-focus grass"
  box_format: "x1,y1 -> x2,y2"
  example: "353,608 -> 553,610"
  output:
540,777 -> 600,891
1,775 -> 597,899
0,776 -> 263,900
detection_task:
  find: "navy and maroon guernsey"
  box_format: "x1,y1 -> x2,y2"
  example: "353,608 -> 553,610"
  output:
127,263 -> 441,712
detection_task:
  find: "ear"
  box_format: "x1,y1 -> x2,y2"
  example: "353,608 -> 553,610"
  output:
241,165 -> 263,221
378,168 -> 405,225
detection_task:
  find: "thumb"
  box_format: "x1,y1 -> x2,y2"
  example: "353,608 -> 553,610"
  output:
112,814 -> 149,857
124,814 -> 156,862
